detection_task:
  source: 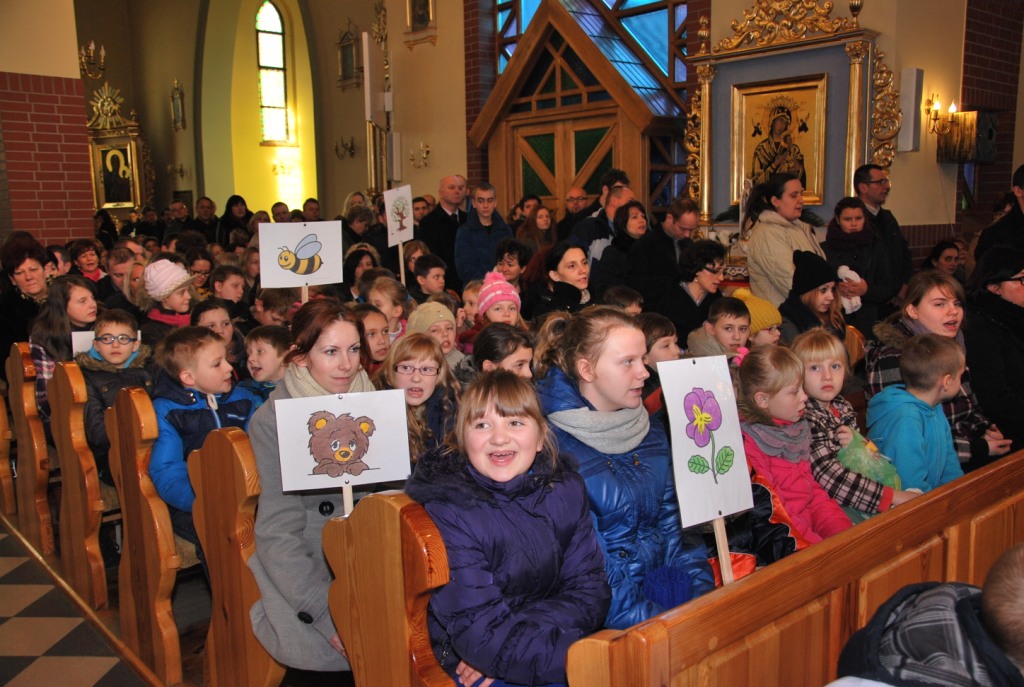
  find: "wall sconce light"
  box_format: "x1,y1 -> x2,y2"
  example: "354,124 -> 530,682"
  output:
166,164 -> 185,179
335,136 -> 357,159
272,161 -> 294,176
925,94 -> 957,136
409,142 -> 430,169
79,40 -> 106,80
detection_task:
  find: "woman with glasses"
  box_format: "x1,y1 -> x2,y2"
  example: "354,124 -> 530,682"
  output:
374,333 -> 460,461
963,245 -> 1024,449
654,239 -> 727,344
744,173 -> 825,306
248,300 -> 375,674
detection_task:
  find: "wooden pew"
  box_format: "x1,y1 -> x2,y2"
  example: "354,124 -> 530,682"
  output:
51,361 -> 116,609
565,451 -> 1024,686
0,392 -> 14,516
107,386 -> 186,686
323,491 -> 451,687
6,342 -> 54,554
188,428 -> 286,687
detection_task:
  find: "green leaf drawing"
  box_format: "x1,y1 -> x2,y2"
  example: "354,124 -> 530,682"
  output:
714,446 -> 735,474
688,455 -> 710,474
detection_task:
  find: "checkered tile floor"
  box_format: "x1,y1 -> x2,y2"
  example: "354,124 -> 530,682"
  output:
0,528 -> 146,686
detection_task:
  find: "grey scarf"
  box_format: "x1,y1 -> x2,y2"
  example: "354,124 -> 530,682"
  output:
741,420 -> 811,463
548,403 -> 650,454
283,364 -> 375,398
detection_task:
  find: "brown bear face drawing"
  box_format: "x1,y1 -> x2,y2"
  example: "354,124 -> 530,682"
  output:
307,411 -> 376,478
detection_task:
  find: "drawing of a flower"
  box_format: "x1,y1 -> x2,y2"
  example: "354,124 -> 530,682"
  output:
684,388 -> 722,448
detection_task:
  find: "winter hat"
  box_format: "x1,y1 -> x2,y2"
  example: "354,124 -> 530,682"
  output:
476,271 -> 521,315
144,260 -> 193,302
733,288 -> 782,334
407,302 -> 456,334
790,250 -> 838,297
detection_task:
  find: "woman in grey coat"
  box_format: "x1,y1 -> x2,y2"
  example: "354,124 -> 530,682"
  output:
248,301 -> 375,671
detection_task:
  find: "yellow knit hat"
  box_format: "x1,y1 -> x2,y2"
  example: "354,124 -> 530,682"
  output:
732,288 -> 781,334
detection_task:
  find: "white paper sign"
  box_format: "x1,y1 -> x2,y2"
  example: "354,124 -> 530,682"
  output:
660,355 -> 753,527
274,388 -> 411,492
258,221 -> 344,288
383,185 -> 415,247
72,330 -> 142,355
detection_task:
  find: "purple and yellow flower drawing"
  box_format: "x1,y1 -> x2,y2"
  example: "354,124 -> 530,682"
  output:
684,387 -> 734,484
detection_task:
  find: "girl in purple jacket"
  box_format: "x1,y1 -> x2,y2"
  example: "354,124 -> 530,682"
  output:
406,370 -> 610,687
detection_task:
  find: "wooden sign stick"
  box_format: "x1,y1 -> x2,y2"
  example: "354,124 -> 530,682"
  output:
342,485 -> 354,517
713,517 -> 735,585
398,241 -> 406,286
300,285 -> 309,304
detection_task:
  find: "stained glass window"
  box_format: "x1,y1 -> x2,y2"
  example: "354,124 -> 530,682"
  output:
256,1 -> 289,143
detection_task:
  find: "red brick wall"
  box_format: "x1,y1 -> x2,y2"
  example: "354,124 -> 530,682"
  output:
955,0 -> 1024,232
0,72 -> 94,245
464,1 -> 495,186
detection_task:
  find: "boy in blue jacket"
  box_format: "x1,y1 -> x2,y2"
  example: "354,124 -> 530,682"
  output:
867,334 -> 964,493
150,326 -> 260,571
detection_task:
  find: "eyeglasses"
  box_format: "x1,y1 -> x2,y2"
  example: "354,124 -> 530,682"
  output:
864,178 -> 891,186
1006,276 -> 1024,286
95,334 -> 138,345
702,265 -> 725,275
394,364 -> 439,377
566,196 -> 587,203
191,270 -> 210,277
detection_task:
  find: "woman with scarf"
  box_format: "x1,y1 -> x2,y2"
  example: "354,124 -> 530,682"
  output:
535,306 -> 714,630
248,300 -> 375,674
963,245 -> 1024,449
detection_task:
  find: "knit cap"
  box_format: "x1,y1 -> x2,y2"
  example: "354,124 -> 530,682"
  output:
144,260 -> 193,302
476,271 -> 521,315
790,250 -> 838,297
732,287 -> 782,334
407,302 -> 456,334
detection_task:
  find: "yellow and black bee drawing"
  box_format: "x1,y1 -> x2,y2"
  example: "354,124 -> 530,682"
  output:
278,233 -> 323,275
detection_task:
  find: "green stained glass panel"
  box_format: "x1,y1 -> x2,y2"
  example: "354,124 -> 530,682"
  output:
561,67 -> 578,91
583,151 -> 613,195
256,1 -> 282,33
258,32 -> 284,68
525,133 -> 555,172
522,159 -> 551,197
574,128 -> 608,173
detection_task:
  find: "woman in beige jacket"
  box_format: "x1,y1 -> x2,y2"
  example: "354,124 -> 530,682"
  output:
745,173 -> 825,306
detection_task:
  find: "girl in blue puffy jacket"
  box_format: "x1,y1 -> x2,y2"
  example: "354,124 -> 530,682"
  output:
535,306 -> 715,630
406,370 -> 610,687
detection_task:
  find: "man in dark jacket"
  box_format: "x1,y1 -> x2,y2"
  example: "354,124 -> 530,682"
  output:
570,186 -> 634,275
415,174 -> 468,291
556,186 -> 591,241
454,183 -> 512,283
975,163 -> 1024,261
186,196 -> 219,243
855,164 -> 912,311
628,195 -> 700,305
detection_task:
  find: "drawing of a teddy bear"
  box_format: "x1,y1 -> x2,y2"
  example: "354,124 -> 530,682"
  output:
307,411 -> 376,477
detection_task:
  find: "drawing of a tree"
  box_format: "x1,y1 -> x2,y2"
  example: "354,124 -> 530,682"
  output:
390,196 -> 410,231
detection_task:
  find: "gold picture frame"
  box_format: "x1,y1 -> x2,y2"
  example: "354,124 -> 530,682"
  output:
89,135 -> 141,210
731,74 -> 828,206
170,79 -> 186,132
404,0 -> 437,48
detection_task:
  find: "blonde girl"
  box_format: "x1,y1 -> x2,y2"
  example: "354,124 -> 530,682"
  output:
779,250 -> 845,343
791,328 -> 918,517
374,333 -> 458,461
738,346 -> 852,544
367,276 -> 414,343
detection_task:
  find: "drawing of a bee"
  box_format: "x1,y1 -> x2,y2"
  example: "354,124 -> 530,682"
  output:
278,234 -> 323,275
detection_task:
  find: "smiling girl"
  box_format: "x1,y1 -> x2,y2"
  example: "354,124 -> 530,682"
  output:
536,306 -> 713,629
866,271 -> 1011,471
406,371 -> 609,687
375,333 -> 459,461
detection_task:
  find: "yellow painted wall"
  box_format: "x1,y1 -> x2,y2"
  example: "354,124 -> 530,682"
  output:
709,0 -> 966,226
385,0 -> 469,199
0,0 -> 79,78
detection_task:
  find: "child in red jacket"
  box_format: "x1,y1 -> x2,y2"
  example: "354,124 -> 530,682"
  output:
737,345 -> 852,544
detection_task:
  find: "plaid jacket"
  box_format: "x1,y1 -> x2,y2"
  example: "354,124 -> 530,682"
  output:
804,397 -> 889,513
865,316 -> 990,465
29,340 -> 56,424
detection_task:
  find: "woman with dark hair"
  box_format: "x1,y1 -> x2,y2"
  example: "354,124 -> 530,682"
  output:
654,239 -> 727,342
963,245 -> 1024,448
528,241 -> 591,321
588,200 -> 649,300
0,236 -> 50,375
515,205 -> 556,253
921,239 -> 961,278
216,195 -> 253,247
93,210 -> 118,250
248,300 -> 373,673
744,173 -> 825,306
337,247 -> 380,302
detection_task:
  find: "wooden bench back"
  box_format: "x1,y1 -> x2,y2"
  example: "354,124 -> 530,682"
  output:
6,342 -> 53,554
323,491 -> 451,687
50,362 -> 108,609
566,451 -> 1024,686
0,391 -> 14,516
188,428 -> 286,687
107,386 -> 183,686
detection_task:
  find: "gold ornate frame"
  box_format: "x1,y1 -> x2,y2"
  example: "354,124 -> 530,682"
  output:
89,135 -> 142,210
731,74 -> 828,205
404,0 -> 437,48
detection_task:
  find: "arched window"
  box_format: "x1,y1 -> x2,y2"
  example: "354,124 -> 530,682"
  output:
256,1 -> 289,143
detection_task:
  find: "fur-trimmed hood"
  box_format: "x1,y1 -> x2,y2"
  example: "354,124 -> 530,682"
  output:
871,312 -> 912,350
74,344 -> 152,373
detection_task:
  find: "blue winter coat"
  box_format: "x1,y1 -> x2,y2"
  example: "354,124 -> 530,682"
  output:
406,447 -> 610,685
454,209 -> 513,283
149,371 -> 260,511
536,368 -> 715,629
867,384 -> 963,492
